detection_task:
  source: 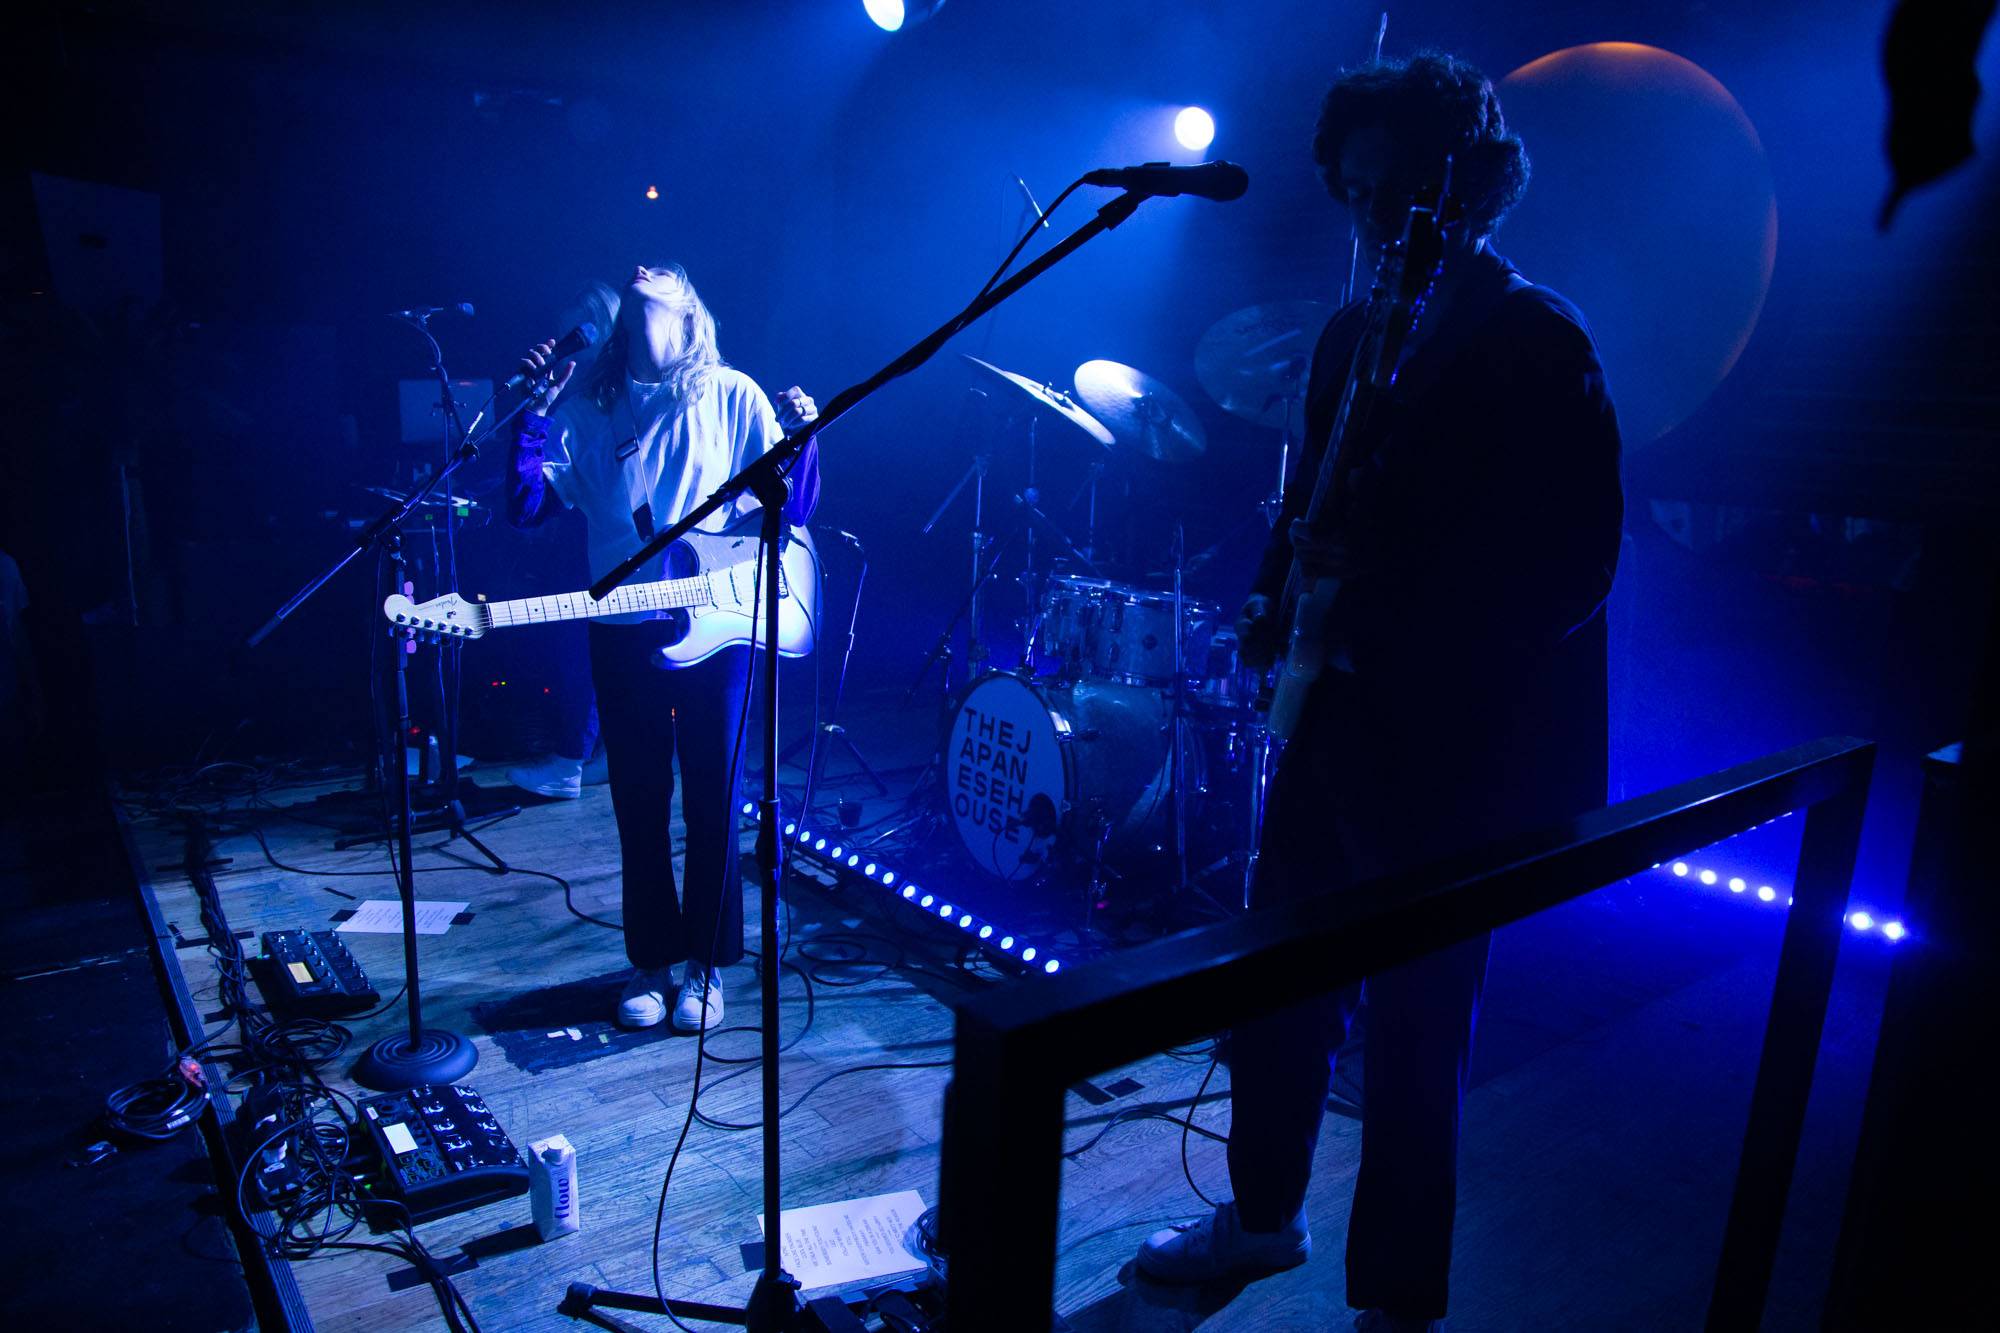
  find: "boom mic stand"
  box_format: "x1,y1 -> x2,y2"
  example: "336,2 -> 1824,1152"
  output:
248,379 -> 543,1091
565,186 -> 1151,1332
334,315 -> 518,869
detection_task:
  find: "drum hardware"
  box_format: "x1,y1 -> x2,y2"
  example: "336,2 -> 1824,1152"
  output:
776,528 -> 889,810
1194,301 -> 1334,524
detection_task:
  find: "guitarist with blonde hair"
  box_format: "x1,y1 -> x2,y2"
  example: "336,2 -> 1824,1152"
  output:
1137,52 -> 1623,1333
509,262 -> 821,1032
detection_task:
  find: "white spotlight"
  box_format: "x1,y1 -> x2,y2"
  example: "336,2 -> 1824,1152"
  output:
1174,106 -> 1216,151
864,0 -> 945,32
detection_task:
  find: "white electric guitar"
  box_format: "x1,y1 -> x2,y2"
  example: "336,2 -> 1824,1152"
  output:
383,524 -> 818,667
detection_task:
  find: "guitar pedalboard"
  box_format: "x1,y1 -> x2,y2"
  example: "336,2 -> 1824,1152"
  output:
356,1083 -> 529,1227
249,928 -> 380,1018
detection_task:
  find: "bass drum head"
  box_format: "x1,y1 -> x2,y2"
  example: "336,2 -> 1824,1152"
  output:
944,673 -> 1071,881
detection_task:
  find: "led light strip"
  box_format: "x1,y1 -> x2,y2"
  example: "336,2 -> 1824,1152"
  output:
1658,861 -> 1908,942
744,804 -> 1063,974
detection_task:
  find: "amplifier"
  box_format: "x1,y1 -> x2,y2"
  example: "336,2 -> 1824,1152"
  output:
357,1083 -> 529,1226
250,929 -> 379,1017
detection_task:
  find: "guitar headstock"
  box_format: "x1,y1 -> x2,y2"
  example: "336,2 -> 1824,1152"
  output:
382,591 -> 491,640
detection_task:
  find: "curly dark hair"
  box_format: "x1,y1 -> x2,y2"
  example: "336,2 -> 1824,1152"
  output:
1310,50 -> 1530,237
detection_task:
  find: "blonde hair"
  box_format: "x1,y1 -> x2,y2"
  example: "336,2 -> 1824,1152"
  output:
579,262 -> 725,415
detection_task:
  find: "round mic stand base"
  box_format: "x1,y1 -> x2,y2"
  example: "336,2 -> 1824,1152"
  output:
353,1028 -> 478,1091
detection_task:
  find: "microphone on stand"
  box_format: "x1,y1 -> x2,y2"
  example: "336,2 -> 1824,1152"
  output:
1082,161 -> 1250,202
390,302 -> 476,320
502,322 -> 601,393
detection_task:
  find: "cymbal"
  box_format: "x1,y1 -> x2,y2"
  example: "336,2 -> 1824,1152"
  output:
962,354 -> 1115,447
1072,359 -> 1207,462
1194,301 -> 1334,428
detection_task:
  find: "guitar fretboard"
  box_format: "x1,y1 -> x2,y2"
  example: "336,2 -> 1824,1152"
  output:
486,574 -> 711,628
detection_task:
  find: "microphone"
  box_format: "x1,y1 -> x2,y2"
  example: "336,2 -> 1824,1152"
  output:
1014,174 -> 1050,229
1081,161 -> 1249,202
391,302 -> 475,320
502,321 -> 601,393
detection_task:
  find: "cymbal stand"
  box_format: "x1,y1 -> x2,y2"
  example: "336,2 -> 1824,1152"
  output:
1019,413 -> 1040,664
1170,524 -> 1192,891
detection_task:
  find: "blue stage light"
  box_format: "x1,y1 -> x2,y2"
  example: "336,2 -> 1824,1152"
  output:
1021,946 -> 1037,962
1728,877 -> 1746,893
814,837 -> 828,851
1672,862 -> 1689,876
959,914 -> 974,928
882,870 -> 896,886
798,830 -> 812,844
1757,886 -> 1777,902
978,925 -> 993,940
1699,869 -> 1718,886
919,893 -> 934,908
1849,911 -> 1874,932
785,822 -> 797,836
1174,106 -> 1216,151
1044,959 -> 1060,974
742,802 -> 756,816
829,845 -> 843,859
999,936 -> 1015,951
1882,921 -> 1906,941
847,854 -> 862,868
902,886 -> 917,900
938,904 -> 952,918
863,862 -> 878,877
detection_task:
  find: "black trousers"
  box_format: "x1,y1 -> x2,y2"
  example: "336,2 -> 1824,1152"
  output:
588,623 -> 751,972
1227,679 -> 1494,1321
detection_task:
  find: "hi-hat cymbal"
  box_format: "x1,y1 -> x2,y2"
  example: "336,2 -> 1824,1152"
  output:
1072,359 -> 1207,462
962,354 -> 1115,447
1194,301 -> 1334,428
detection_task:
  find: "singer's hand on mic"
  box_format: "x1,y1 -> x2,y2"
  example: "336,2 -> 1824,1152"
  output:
775,386 -> 818,435
520,340 -> 576,414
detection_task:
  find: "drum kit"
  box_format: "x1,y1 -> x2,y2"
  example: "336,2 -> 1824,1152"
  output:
924,302 -> 1333,912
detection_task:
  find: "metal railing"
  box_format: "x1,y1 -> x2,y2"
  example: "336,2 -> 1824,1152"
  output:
938,735 -> 1876,1332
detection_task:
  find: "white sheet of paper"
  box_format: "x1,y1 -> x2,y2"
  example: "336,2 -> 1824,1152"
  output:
335,899 -> 470,936
755,1190 -> 928,1293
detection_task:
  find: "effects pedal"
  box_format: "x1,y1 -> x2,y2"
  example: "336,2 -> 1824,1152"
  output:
356,1083 -> 529,1227
250,929 -> 379,1017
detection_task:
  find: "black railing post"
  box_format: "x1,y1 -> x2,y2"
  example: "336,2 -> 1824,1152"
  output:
1707,760 -> 1873,1330
941,1020 -> 1067,1330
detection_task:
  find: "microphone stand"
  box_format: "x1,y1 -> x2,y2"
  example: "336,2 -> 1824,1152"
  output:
568,188 -> 1147,1333
247,388 -> 540,1091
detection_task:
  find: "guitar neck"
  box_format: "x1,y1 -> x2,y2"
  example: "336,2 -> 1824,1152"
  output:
485,575 -> 707,629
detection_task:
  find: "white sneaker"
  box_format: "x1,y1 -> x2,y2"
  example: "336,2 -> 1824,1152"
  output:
1136,1201 -> 1310,1285
506,753 -> 584,799
616,969 -> 672,1028
672,965 -> 724,1032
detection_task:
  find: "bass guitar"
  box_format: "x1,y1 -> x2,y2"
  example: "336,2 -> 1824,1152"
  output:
383,523 -> 818,667
1264,173 -> 1454,740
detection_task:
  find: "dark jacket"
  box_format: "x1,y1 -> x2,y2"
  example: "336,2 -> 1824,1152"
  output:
1254,248 -> 1624,861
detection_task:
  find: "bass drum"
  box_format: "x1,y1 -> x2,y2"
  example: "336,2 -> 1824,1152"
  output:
943,671 -> 1202,881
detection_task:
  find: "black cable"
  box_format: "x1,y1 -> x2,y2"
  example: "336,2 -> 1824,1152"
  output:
649,546 -> 765,1333
1179,1055 -> 1224,1210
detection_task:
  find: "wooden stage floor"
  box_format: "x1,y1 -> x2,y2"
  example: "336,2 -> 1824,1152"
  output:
126,735 -> 1885,1332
